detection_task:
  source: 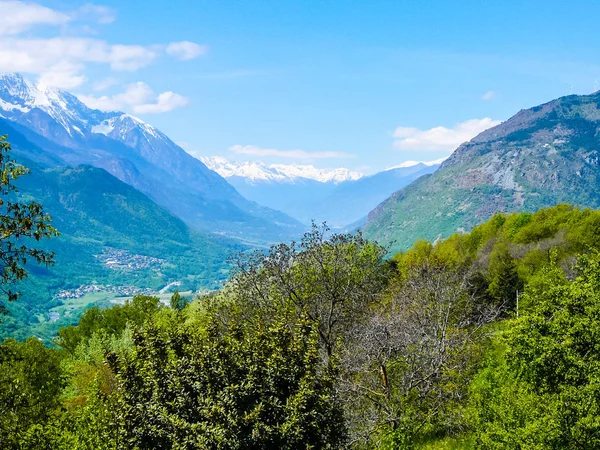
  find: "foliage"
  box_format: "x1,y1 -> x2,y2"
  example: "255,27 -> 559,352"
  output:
0,338 -> 64,449
229,222 -> 391,359
342,262 -> 497,448
0,135 -> 58,305
5,205 -> 600,448
107,304 -> 347,449
470,254 -> 600,449
169,290 -> 189,311
57,294 -> 161,353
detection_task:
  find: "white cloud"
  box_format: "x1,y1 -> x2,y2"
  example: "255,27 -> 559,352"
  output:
480,90 -> 499,101
78,81 -> 189,114
73,3 -> 116,24
108,44 -> 157,70
166,41 -> 208,61
92,77 -> 119,91
134,91 -> 189,114
0,0 -> 70,35
393,118 -> 501,152
0,37 -> 159,82
0,2 -> 207,88
229,144 -> 353,160
38,61 -> 87,89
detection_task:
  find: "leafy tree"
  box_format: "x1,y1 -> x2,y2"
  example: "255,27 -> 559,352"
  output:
57,295 -> 161,353
486,242 -> 522,309
471,254 -> 600,449
229,223 -> 390,359
107,304 -> 348,449
0,135 -> 58,305
169,290 -> 188,311
0,338 -> 64,449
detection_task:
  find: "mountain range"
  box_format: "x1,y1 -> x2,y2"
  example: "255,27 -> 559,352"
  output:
363,91 -> 600,253
203,156 -> 443,227
4,71 -> 600,341
0,73 -> 303,244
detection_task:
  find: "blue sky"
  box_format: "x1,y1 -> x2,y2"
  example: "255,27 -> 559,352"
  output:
3,0 -> 600,173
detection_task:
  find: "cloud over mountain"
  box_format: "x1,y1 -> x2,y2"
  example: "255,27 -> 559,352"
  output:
0,0 -> 204,113
393,118 -> 501,152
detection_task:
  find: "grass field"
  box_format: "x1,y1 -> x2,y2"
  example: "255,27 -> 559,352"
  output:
110,291 -> 195,306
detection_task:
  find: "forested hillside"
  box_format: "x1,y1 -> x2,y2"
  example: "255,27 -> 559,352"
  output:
3,204 -> 600,449
0,137 -> 244,343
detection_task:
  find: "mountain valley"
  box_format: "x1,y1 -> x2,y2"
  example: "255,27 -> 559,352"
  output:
203,156 -> 443,227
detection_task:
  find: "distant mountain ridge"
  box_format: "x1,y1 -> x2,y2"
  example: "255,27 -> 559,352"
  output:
203,156 -> 442,227
201,156 -> 364,184
363,91 -> 600,254
0,73 -> 303,244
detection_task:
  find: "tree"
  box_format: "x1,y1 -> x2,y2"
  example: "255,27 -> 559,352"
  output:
57,294 -> 161,353
0,135 -> 58,305
341,262 -> 498,448
487,242 -> 522,309
107,304 -> 348,449
471,254 -> 600,449
0,338 -> 64,449
228,223 -> 391,360
169,290 -> 188,311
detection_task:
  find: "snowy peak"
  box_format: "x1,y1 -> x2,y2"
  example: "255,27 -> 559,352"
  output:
92,113 -> 164,141
0,72 -> 162,144
201,156 -> 364,184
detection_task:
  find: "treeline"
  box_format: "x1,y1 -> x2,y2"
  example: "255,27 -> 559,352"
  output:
2,205 -> 600,449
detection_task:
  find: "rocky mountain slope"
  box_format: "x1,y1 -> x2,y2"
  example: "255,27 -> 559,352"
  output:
0,73 -> 303,244
204,156 -> 441,227
363,91 -> 600,254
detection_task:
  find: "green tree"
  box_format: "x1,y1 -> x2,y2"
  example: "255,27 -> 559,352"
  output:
471,254 -> 600,449
487,242 -> 522,309
229,223 -> 391,359
0,135 -> 58,306
169,290 -> 188,311
57,295 -> 161,353
107,304 -> 348,449
0,338 -> 64,449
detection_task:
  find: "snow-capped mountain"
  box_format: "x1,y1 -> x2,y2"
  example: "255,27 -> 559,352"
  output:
201,156 -> 363,184
199,155 -> 442,227
0,73 -> 176,164
0,73 -> 304,242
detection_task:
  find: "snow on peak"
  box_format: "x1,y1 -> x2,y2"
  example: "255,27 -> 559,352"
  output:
0,73 -> 167,144
385,156 -> 448,171
201,156 -> 364,184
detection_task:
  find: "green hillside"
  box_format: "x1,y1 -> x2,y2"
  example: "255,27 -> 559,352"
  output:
363,92 -> 600,253
1,161 -> 243,343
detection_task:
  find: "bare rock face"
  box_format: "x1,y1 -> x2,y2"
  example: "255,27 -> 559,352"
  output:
363,92 -> 600,254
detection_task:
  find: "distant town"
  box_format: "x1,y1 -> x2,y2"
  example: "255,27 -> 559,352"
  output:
95,248 -> 165,272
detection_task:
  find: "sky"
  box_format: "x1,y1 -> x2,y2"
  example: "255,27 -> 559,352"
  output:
2,0 -> 600,174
